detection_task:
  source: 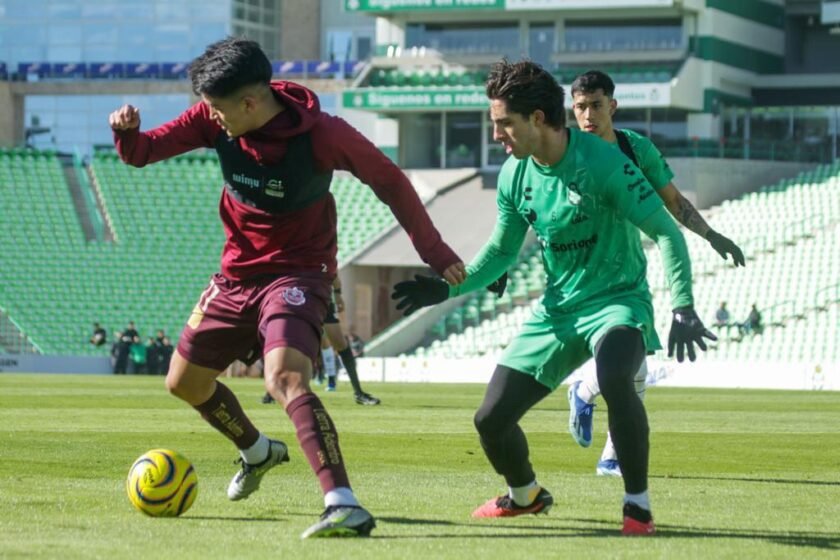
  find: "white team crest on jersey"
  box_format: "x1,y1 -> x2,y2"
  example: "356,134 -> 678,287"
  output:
567,181 -> 582,206
282,287 -> 306,306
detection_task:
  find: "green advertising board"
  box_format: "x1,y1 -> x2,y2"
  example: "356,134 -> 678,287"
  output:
343,88 -> 487,110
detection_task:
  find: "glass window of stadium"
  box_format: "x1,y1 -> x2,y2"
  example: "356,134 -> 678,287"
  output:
24,94 -> 190,155
0,0 -> 233,66
405,22 -> 519,58
446,113 -> 481,168
400,114 -> 442,169
528,23 -> 555,69
723,106 -> 838,163
612,108 -> 648,136
562,19 -> 682,52
400,112 -> 483,169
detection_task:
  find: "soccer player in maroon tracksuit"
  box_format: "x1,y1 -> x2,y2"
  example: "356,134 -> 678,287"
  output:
108,38 -> 465,538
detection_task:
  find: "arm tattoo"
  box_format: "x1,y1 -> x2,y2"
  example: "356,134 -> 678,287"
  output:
673,194 -> 710,238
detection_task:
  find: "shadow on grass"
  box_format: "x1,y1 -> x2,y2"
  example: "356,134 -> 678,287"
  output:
652,474 -> 840,487
372,517 -> 839,550
183,515 -> 284,522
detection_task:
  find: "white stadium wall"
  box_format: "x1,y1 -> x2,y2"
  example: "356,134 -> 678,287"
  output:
353,357 -> 840,391
5,354 -> 837,392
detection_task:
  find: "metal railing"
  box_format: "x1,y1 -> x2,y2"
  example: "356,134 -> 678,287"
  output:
0,309 -> 41,355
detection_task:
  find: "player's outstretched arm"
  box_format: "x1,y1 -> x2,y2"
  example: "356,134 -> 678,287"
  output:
637,208 -> 717,362
109,102 -> 215,167
658,183 -> 745,267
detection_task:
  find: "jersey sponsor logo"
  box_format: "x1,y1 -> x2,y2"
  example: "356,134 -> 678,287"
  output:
266,178 -> 285,198
232,172 -> 261,189
546,233 -> 598,253
623,163 -> 636,176
282,287 -> 307,306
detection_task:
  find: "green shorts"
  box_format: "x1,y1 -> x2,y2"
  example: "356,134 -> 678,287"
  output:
498,298 -> 661,390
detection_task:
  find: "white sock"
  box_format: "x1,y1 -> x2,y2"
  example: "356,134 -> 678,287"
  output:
322,347 -> 337,378
600,431 -> 618,462
324,487 -> 360,507
240,433 -> 270,464
509,480 -> 540,507
624,491 -> 650,512
635,361 -> 648,400
576,376 -> 598,404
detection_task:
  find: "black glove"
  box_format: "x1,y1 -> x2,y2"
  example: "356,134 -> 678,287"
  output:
706,229 -> 745,267
668,306 -> 717,362
486,272 -> 508,298
391,275 -> 449,316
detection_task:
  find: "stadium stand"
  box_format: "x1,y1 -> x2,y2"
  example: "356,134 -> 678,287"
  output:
0,149 -> 397,355
407,163 -> 840,363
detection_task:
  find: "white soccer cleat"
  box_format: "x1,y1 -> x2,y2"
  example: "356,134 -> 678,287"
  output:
301,505 -> 376,538
227,439 -> 289,501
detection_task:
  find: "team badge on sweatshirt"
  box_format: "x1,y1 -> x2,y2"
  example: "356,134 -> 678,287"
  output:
282,287 -> 306,306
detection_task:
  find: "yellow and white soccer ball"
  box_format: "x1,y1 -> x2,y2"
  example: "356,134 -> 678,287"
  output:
126,449 -> 198,517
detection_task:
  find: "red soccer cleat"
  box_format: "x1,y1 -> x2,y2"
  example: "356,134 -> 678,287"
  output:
622,503 -> 656,536
471,488 -> 554,518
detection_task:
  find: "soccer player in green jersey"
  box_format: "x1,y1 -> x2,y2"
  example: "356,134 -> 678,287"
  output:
567,70 -> 745,477
391,60 -> 716,535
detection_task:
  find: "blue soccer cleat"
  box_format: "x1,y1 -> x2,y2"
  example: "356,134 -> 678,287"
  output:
596,458 -> 622,477
567,381 -> 595,448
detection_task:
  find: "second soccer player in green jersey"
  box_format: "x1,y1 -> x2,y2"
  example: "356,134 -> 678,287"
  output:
392,59 -> 716,535
567,70 -> 744,478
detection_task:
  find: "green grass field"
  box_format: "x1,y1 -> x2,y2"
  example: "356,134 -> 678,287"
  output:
1,374 -> 838,559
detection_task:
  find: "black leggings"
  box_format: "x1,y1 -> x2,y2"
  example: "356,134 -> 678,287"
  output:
595,327 -> 648,494
474,327 -> 648,493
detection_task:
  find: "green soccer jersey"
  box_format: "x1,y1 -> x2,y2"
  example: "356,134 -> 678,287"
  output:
616,128 -> 674,191
451,127 -> 692,314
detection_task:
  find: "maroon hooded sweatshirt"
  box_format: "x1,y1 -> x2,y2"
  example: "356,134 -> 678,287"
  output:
113,81 -> 460,280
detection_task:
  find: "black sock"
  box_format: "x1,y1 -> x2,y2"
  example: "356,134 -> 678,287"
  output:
338,348 -> 363,394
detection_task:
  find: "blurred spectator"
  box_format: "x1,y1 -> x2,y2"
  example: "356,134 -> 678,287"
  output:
147,336 -> 160,375
89,322 -> 107,347
148,330 -> 170,375
112,331 -> 129,374
739,304 -> 764,337
713,302 -> 732,335
159,336 -> 174,373
123,321 -> 140,344
129,339 -> 147,374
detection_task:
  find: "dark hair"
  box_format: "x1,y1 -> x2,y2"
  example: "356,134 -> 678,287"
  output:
189,37 -> 273,98
571,70 -> 615,97
485,59 -> 566,129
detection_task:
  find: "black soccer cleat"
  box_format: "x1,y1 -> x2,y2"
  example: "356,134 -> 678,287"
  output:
354,392 -> 381,406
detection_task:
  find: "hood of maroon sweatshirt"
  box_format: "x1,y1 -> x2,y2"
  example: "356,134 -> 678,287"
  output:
240,80 -> 321,141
